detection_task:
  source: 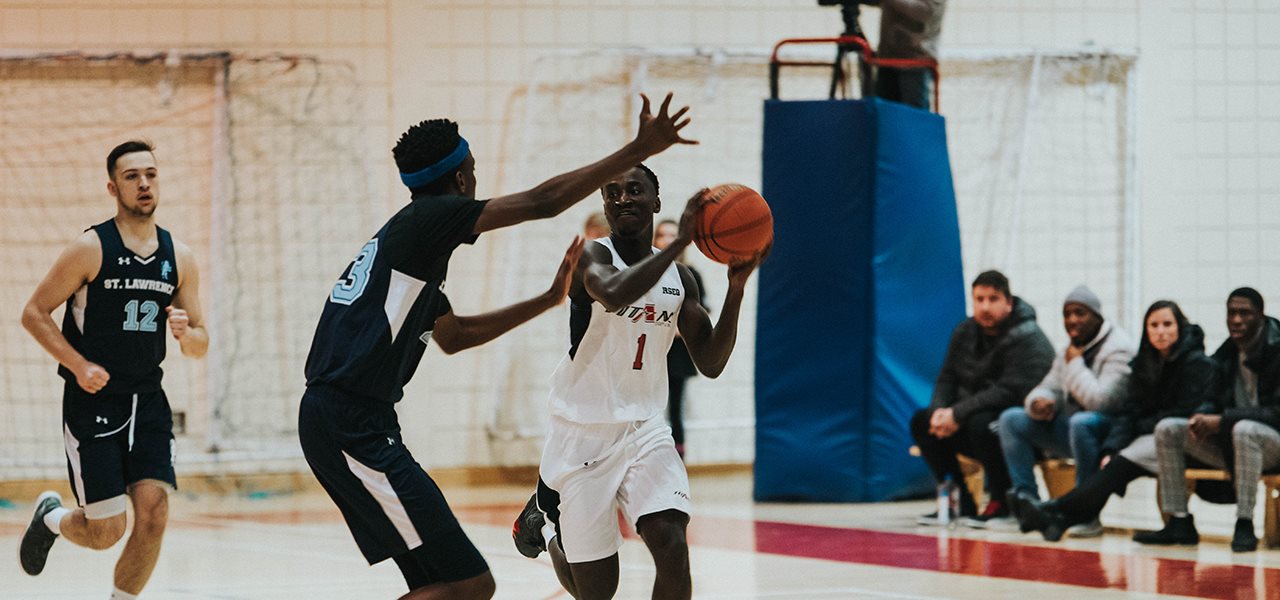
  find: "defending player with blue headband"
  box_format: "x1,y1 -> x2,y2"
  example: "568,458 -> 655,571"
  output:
399,137 -> 469,189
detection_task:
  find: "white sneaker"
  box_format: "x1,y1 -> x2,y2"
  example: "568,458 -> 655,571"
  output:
1066,519 -> 1104,538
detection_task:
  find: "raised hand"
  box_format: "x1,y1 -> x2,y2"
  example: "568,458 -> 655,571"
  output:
548,236 -> 586,303
633,92 -> 698,156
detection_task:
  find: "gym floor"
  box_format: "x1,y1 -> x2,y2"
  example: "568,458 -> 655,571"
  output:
2,471 -> 1276,599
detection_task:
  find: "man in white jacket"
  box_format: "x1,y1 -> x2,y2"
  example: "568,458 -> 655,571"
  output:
995,285 -> 1137,536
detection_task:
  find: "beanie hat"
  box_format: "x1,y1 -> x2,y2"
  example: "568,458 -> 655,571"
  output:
1064,285 -> 1102,317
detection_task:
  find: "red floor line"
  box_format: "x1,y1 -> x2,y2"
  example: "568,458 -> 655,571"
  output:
688,516 -> 1277,600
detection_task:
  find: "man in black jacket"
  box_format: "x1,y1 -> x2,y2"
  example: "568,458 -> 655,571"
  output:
911,270 -> 1054,526
1135,287 -> 1280,552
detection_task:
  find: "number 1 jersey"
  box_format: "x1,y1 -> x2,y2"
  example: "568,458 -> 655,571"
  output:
548,237 -> 685,424
60,219 -> 178,395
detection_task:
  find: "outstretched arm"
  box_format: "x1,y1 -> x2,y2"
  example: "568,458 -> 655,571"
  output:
472,93 -> 697,234
167,240 -> 209,358
432,237 -> 584,354
20,231 -> 109,393
679,250 -> 767,379
582,190 -> 704,310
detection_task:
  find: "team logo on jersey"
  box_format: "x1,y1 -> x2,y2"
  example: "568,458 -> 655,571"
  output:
160,260 -> 173,281
614,303 -> 675,325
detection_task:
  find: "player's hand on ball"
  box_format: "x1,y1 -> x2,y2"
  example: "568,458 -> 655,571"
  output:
76,362 -> 110,394
634,92 -> 698,155
677,189 -> 708,246
726,241 -> 770,287
548,236 -> 585,303
166,306 -> 189,340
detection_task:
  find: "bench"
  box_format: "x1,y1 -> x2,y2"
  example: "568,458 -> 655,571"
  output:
908,446 -> 1075,508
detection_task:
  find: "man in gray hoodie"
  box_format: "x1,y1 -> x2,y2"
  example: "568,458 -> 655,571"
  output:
997,285 -> 1136,536
911,270 -> 1054,525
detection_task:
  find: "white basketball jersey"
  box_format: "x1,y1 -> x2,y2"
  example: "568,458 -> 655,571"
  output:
548,237 -> 685,424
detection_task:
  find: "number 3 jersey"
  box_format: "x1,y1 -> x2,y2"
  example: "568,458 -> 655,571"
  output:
304,194 -> 486,404
60,219 -> 178,395
548,237 -> 685,424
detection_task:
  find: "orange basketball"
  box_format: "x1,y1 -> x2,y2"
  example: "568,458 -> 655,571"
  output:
694,184 -> 773,264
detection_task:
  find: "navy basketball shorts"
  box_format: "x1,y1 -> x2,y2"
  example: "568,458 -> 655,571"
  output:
61,381 -> 177,519
298,386 -> 488,586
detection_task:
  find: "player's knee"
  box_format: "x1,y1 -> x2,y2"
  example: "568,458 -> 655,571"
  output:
131,494 -> 169,539
638,515 -> 689,557
446,571 -> 495,600
86,513 -> 128,549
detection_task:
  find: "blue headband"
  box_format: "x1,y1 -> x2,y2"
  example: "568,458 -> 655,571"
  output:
399,137 -> 469,189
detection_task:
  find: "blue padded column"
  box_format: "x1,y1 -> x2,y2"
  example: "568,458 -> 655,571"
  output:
755,98 -> 964,502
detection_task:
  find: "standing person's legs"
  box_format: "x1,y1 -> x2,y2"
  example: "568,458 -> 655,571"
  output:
620,418 -> 692,600
1068,411 -> 1113,485
113,389 -> 180,596
998,407 -> 1073,499
298,389 -> 494,599
112,482 -> 168,595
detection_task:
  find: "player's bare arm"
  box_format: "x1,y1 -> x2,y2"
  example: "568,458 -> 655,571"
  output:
432,236 -> 584,354
20,230 -> 109,394
472,92 -> 697,234
679,251 -> 767,379
167,238 -> 208,358
580,190 -> 705,311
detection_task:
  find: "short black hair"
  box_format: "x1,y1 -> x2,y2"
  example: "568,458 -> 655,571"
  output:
972,270 -> 1011,299
106,140 -> 155,178
393,119 -> 464,195
1229,287 -> 1265,314
635,163 -> 659,196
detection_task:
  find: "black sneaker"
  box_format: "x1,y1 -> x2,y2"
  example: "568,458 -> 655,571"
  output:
19,491 -> 62,576
1232,518 -> 1258,553
1133,515 -> 1199,546
511,494 -> 546,559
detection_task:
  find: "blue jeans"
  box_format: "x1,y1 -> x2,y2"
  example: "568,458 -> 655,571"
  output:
999,407 -> 1113,498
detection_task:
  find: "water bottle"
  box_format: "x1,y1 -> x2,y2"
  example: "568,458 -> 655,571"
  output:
937,474 -> 959,526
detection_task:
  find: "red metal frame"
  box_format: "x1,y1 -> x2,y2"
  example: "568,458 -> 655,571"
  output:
770,35 -> 941,112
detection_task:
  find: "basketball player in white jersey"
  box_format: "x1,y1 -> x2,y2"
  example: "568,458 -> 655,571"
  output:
515,165 -> 765,600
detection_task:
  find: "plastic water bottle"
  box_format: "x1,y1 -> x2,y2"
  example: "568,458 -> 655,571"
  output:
937,474 -> 959,527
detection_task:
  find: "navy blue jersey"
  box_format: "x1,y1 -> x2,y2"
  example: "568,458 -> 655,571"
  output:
304,194 -> 487,403
60,219 -> 178,394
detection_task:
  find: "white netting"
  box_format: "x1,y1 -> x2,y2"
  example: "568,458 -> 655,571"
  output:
0,48 -> 1134,476
0,53 -> 373,478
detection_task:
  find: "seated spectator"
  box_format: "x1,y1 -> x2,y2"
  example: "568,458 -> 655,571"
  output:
1134,288 -> 1280,552
1012,300 -> 1216,541
997,285 -> 1136,536
911,270 -> 1054,526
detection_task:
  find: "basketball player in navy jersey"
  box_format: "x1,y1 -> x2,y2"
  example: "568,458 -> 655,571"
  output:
19,140 -> 208,599
297,93 -> 695,600
513,166 -> 765,600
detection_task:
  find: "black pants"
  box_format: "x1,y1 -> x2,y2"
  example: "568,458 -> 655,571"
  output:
1052,455 -> 1150,526
910,407 -> 1010,505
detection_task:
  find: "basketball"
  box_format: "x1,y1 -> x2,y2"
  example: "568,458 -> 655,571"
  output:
694,184 -> 773,264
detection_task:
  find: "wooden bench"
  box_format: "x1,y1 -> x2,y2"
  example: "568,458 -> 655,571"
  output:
909,446 -> 1075,508
1179,469 -> 1280,548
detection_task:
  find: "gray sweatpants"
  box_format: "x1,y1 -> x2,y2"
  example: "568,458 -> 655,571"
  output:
1154,417 -> 1280,519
